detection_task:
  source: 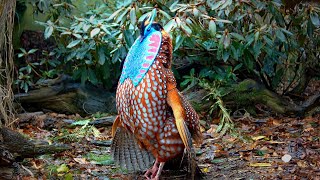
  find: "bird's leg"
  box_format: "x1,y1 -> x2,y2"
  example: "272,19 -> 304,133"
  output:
154,162 -> 165,180
144,159 -> 159,179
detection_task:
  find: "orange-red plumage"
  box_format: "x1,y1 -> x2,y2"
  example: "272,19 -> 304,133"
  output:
112,13 -> 202,179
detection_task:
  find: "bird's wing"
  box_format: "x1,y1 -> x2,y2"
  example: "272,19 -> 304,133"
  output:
165,69 -> 193,151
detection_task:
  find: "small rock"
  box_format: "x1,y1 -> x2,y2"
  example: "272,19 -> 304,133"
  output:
282,154 -> 292,163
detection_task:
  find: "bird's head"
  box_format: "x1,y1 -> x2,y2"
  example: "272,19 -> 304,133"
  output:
140,9 -> 163,42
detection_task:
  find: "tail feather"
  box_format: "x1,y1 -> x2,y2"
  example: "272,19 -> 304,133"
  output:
111,127 -> 155,172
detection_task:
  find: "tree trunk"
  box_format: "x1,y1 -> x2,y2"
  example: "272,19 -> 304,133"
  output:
0,0 -> 16,127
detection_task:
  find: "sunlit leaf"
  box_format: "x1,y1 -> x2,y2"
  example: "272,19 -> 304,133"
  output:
249,163 -> 272,167
164,19 -> 176,33
57,164 -> 69,173
209,20 -> 217,37
44,26 -> 54,39
90,28 -> 100,38
230,32 -> 245,41
310,12 -> 319,26
67,39 -> 81,48
130,7 -> 136,25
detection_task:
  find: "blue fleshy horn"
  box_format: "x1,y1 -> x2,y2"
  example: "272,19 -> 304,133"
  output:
148,8 -> 157,24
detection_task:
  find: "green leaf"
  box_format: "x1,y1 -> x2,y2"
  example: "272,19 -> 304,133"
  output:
18,53 -> 24,58
44,26 -> 53,39
19,48 -> 27,54
57,164 -> 69,173
215,19 -> 232,24
129,7 -> 136,25
107,7 -> 124,21
180,22 -> 192,36
116,7 -> 130,24
174,35 -> 185,51
28,49 -> 38,54
81,68 -> 88,85
73,33 -> 82,39
234,63 -> 243,71
209,1 -> 223,10
123,30 -> 135,47
90,28 -> 100,38
275,29 -> 286,42
310,12 -> 319,26
97,46 -> 106,65
67,39 -> 81,48
230,33 -> 245,41
88,68 -> 98,85
164,19 -> 176,33
209,20 -> 216,37
72,120 -> 90,126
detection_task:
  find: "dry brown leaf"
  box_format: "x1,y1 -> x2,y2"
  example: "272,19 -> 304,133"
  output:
74,157 -> 88,164
249,162 -> 272,167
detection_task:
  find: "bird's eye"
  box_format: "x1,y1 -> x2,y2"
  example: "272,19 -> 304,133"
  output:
147,27 -> 151,31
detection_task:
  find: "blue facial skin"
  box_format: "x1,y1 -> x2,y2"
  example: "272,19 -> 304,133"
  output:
119,9 -> 162,87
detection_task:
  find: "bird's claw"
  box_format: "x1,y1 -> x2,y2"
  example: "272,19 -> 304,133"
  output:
144,160 -> 159,179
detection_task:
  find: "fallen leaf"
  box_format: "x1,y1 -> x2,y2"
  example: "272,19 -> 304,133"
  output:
252,136 -> 266,141
249,162 -> 272,167
74,157 -> 88,164
202,167 -> 210,173
297,160 -> 308,168
57,164 -> 69,173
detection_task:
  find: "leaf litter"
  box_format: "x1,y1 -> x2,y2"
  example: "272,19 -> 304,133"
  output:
1,110 -> 319,179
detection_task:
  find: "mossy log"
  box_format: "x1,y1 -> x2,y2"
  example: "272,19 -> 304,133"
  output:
14,75 -> 117,116
15,76 -> 319,117
0,127 -> 70,158
187,79 -> 320,117
225,79 -> 320,116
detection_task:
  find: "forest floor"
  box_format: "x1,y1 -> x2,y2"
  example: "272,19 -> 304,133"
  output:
1,111 -> 319,180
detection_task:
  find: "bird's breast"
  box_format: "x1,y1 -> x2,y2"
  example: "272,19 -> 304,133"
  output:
116,60 -> 168,139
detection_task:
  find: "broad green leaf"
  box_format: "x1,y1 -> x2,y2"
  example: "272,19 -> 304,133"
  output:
73,33 -> 82,39
28,49 -> 38,54
209,1 -> 223,10
230,33 -> 245,41
88,68 -> 98,85
209,20 -> 216,37
275,29 -> 286,42
67,39 -> 81,48
97,46 -> 106,65
310,12 -> 319,26
193,8 -> 200,17
116,7 -> 130,24
174,35 -> 185,51
164,19 -> 176,33
82,24 -> 91,32
215,19 -> 232,24
123,30 -> 135,47
130,7 -> 136,25
57,164 -> 69,173
90,28 -> 100,38
107,7 -> 124,21
44,26 -> 53,39
180,22 -> 192,36
159,9 -> 172,20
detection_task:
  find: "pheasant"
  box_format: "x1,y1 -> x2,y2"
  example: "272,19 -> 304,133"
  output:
111,9 -> 203,179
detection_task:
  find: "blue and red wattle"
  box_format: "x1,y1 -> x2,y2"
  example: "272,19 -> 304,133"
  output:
119,30 -> 162,86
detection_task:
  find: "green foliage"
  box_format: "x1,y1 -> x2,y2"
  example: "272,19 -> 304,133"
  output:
15,48 -> 60,92
55,120 -> 100,142
27,0 -> 319,100
85,153 -> 114,165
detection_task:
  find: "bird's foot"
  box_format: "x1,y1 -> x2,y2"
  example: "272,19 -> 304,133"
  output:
144,160 -> 165,180
144,160 -> 159,179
